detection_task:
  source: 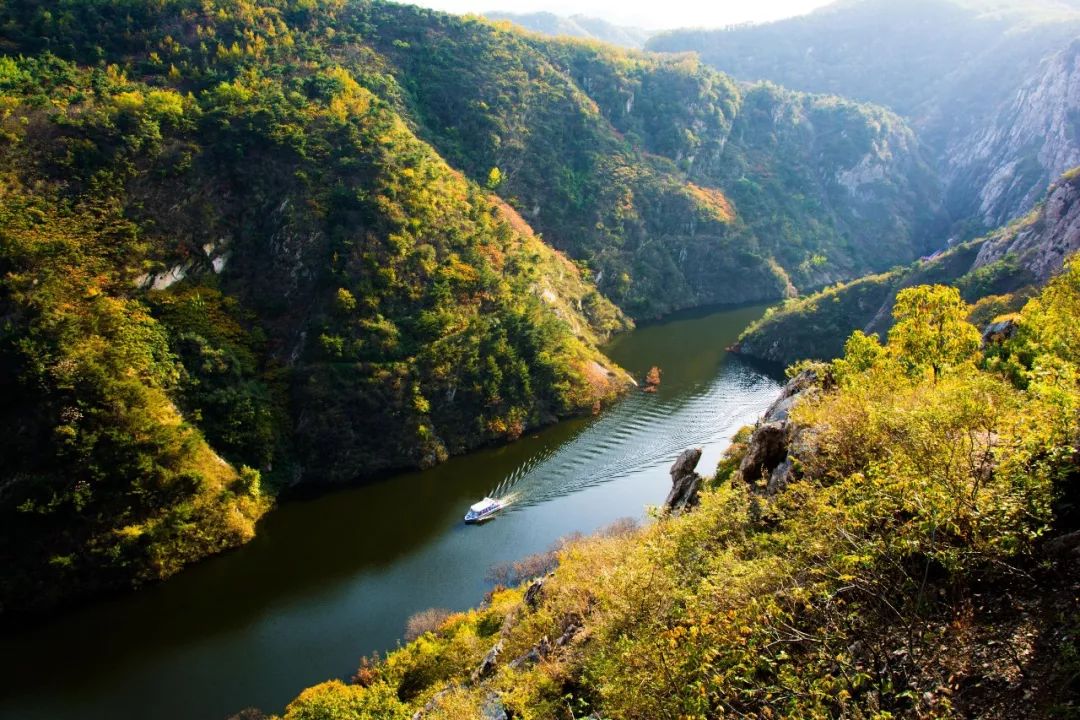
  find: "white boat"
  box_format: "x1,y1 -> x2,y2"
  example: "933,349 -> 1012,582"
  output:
464,497 -> 503,524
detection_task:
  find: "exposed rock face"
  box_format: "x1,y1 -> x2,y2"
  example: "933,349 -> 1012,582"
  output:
973,171 -> 1080,283
737,369 -> 822,495
665,448 -> 704,513
738,422 -> 789,488
946,42 -> 1080,229
762,369 -> 823,423
648,2 -> 1080,236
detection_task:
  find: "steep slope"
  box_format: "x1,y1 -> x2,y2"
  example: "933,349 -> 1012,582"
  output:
266,264 -> 1080,720
649,0 -> 1080,235
945,40 -> 1080,228
734,169 -> 1080,365
0,0 -> 946,616
352,7 -> 944,314
0,2 -> 629,616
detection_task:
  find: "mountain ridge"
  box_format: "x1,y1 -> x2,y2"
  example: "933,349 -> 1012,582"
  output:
648,0 -> 1080,236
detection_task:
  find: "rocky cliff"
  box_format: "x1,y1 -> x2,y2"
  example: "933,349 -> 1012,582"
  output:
973,168 -> 1080,280
945,41 -> 1080,229
649,0 -> 1080,236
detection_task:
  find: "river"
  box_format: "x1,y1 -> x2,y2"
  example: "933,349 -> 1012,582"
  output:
0,304 -> 781,720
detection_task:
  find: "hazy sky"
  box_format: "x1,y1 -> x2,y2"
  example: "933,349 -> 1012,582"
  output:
413,0 -> 835,30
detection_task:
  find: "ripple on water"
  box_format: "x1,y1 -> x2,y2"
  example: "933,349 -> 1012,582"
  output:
493,368 -> 780,511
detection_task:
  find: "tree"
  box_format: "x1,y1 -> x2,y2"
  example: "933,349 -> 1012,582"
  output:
887,285 -> 981,381
832,329 -> 888,383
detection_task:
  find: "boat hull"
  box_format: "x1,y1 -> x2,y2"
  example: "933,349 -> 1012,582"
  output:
464,506 -> 503,524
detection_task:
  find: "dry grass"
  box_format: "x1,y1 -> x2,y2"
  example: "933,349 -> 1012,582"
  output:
404,608 -> 454,641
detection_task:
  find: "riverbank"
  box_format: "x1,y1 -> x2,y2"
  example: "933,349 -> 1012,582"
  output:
0,305 -> 778,720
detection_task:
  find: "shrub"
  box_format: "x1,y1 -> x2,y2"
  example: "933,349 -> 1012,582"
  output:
404,608 -> 453,641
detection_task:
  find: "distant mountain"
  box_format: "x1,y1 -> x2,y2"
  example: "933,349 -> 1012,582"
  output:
649,0 -> 1080,236
483,11 -> 654,48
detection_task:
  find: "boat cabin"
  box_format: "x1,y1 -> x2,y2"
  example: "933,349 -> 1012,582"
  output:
464,497 -> 502,524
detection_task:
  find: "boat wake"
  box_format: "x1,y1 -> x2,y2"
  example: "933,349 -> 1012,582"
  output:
483,360 -> 780,513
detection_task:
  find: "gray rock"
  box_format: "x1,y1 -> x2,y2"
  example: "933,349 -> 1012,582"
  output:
738,422 -> 788,488
945,42 -> 1080,230
523,577 -> 545,610
738,369 -> 823,495
556,622 -> 583,647
470,641 -> 503,684
480,692 -> 509,720
762,369 -> 822,423
669,447 -> 703,481
509,635 -> 552,669
768,457 -> 795,495
981,318 -> 1020,347
665,448 -> 703,512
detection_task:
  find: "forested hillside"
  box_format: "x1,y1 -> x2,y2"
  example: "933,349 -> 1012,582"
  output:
354,4 -> 943,315
0,0 -> 629,616
0,0 -> 950,616
735,168 -> 1080,365
265,257 -> 1080,720
649,0 -> 1080,235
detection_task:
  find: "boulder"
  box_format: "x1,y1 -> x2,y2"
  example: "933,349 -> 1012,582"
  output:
509,635 -> 552,669
480,692 -> 509,720
738,422 -> 788,488
665,448 -> 704,512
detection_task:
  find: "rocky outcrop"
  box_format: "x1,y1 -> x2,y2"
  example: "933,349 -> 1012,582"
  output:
982,318 -> 1021,348
946,42 -> 1080,230
761,368 -> 823,423
480,692 -> 510,720
471,641 -> 503,684
736,369 -> 823,495
665,448 -> 704,513
738,423 -> 790,491
523,577 -> 546,610
973,171 -> 1080,284
509,635 -> 552,670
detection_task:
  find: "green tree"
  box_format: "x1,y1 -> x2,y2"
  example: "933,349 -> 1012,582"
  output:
832,329 -> 888,383
888,285 -> 981,381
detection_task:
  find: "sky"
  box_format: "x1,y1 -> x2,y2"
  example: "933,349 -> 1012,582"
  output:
412,0 -> 836,31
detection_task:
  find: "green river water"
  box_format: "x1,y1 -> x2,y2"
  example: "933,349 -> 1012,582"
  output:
0,304 -> 781,720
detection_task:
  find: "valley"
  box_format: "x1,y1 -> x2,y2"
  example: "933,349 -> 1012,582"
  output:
1,1 -> 1080,718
